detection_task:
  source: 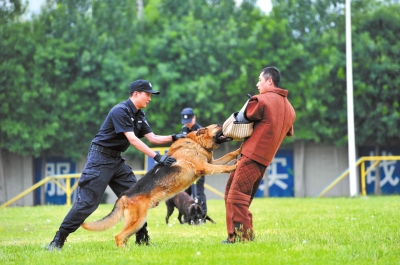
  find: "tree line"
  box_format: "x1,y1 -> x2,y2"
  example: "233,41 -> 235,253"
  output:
1,0 -> 399,161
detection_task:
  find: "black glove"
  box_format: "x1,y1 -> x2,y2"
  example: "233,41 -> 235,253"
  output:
172,133 -> 186,141
154,153 -> 176,166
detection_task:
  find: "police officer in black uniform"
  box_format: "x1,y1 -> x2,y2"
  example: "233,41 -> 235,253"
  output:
47,80 -> 185,250
180,108 -> 208,217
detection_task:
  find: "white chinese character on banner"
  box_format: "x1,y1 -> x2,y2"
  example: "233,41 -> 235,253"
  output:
45,162 -> 71,196
366,151 -> 399,187
267,157 -> 288,190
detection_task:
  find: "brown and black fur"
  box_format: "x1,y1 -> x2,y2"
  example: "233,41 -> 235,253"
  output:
165,191 -> 215,225
81,124 -> 241,247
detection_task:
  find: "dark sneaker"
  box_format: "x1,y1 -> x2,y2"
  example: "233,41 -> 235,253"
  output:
221,233 -> 254,244
221,237 -> 235,244
46,231 -> 67,251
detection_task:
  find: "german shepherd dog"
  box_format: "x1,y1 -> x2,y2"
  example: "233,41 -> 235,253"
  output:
165,191 -> 216,225
81,124 -> 241,247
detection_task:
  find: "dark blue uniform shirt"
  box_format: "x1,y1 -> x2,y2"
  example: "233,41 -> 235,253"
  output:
181,122 -> 202,135
92,99 -> 152,152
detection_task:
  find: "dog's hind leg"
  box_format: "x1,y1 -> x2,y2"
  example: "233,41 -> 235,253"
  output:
114,199 -> 149,247
115,213 -> 148,247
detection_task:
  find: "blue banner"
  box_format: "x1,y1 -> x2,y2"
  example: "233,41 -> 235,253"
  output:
34,157 -> 77,205
255,149 -> 294,197
359,146 -> 400,195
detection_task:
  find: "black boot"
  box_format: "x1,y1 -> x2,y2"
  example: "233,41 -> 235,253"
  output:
135,223 -> 150,246
46,231 -> 68,251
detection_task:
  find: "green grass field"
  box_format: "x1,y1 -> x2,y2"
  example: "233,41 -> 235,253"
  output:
1,196 -> 399,265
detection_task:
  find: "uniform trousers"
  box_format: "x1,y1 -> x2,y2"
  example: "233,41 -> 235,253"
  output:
224,154 -> 266,240
58,149 -> 137,235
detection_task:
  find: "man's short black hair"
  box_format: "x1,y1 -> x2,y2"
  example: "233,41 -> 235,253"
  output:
260,66 -> 280,87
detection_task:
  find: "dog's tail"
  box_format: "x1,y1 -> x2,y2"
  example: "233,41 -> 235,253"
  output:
81,197 -> 125,231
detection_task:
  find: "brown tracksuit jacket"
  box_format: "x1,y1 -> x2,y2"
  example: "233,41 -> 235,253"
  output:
241,87 -> 296,166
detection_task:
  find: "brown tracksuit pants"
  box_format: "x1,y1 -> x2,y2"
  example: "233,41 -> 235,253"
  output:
224,155 -> 266,239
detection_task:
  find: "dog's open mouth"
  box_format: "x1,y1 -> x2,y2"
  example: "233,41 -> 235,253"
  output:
215,129 -> 233,144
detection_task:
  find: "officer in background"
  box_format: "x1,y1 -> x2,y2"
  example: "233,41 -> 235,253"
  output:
46,80 -> 186,250
180,107 -> 208,216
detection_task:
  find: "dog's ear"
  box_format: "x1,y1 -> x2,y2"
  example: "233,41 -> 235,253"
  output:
196,128 -> 207,136
188,203 -> 195,214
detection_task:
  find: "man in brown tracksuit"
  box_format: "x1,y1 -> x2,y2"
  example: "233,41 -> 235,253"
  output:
223,66 -> 296,244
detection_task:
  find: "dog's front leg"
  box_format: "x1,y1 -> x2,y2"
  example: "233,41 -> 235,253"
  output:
198,163 -> 237,175
178,213 -> 184,224
166,208 -> 173,225
211,146 -> 242,165
165,201 -> 175,224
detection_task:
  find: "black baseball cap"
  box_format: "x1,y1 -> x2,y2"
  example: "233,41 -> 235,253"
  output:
181,108 -> 194,124
129,80 -> 160,94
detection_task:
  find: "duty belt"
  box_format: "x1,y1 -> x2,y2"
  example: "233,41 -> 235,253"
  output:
90,143 -> 121,158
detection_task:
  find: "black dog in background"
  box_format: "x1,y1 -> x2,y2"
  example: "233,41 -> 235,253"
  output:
165,192 -> 216,225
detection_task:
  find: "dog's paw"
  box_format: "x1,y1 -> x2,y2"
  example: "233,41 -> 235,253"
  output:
234,159 -> 240,167
229,163 -> 238,171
